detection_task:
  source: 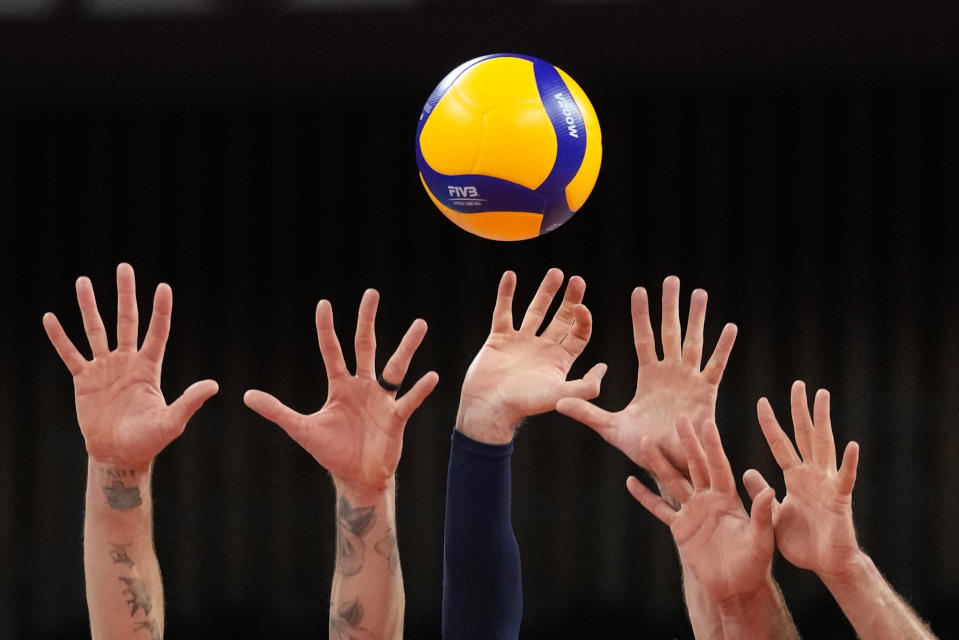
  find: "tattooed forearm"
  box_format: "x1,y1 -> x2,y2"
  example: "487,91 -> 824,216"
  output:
330,598 -> 380,640
118,577 -> 152,617
103,481 -> 143,510
335,497 -> 377,577
133,619 -> 161,640
374,529 -> 399,576
108,543 -> 135,568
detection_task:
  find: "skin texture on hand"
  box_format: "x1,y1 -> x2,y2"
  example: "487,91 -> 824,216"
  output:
744,381 -> 861,579
244,289 -> 439,493
43,262 -> 219,470
556,276 -> 737,476
456,268 -> 607,444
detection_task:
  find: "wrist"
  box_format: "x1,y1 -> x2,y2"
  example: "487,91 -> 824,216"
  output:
333,474 -> 395,504
716,575 -> 778,615
819,548 -> 872,591
455,395 -> 521,445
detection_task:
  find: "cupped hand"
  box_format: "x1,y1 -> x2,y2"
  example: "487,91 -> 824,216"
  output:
456,268 -> 606,444
43,263 -> 218,469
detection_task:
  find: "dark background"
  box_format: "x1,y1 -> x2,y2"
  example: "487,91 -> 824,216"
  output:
1,1 -> 958,638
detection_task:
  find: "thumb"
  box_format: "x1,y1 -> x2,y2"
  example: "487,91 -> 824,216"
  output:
742,468 -> 773,502
560,362 -> 608,401
167,379 -> 219,434
749,486 -> 776,553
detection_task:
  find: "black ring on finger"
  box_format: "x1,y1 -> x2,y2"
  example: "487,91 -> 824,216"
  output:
377,373 -> 401,392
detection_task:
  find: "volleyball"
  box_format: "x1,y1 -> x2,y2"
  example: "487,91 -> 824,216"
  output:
415,54 -> 602,241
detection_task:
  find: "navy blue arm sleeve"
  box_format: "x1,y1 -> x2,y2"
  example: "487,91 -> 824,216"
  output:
442,428 -> 522,640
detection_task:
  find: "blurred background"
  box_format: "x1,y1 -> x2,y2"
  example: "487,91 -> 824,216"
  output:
1,1 -> 958,638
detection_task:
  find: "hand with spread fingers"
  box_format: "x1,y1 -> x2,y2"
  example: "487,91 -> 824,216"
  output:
746,382 -> 938,640
628,417 -> 800,639
556,276 -> 737,476
44,263 -> 217,640
456,268 -> 607,445
244,289 -> 439,493
43,263 -> 219,470
744,381 -> 861,579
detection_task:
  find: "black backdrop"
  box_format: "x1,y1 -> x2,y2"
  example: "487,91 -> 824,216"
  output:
1,2 -> 958,638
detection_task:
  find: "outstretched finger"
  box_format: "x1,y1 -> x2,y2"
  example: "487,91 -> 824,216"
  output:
661,276 -> 682,360
631,287 -> 657,366
682,289 -> 708,368
701,419 -> 736,494
756,397 -> 802,471
243,389 -> 307,438
141,283 -> 172,364
558,362 -> 607,401
354,289 -> 379,377
381,319 -> 428,391
491,271 -> 517,333
42,312 -> 87,375
75,276 -> 110,357
639,437 -> 693,502
167,379 -> 219,436
393,371 -> 440,423
116,263 -> 139,352
626,475 -> 676,526
315,300 -> 349,381
555,397 -> 614,436
560,304 -> 593,356
742,468 -> 774,502
790,380 -> 815,462
541,275 -> 586,341
748,486 -> 777,556
702,323 -> 737,384
676,416 -> 709,490
837,441 -> 860,496
812,389 -> 837,468
519,268 -> 564,335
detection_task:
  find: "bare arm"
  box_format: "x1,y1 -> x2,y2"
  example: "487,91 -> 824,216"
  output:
245,290 -> 438,640
43,264 -> 218,640
556,277 -> 737,638
746,382 -> 937,640
629,417 -> 800,640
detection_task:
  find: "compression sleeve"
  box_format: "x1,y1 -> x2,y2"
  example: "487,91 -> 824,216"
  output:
442,428 -> 523,640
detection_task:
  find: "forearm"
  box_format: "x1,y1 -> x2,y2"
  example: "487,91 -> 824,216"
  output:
681,560 -> 725,640
717,578 -> 800,640
330,478 -> 403,640
84,458 -> 163,640
821,551 -> 937,640
442,428 -> 522,640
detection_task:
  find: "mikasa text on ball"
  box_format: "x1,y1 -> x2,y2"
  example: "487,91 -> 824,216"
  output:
415,54 -> 602,241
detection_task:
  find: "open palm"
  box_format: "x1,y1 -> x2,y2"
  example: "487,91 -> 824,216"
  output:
629,417 -> 776,604
558,276 -> 737,474
457,269 -> 607,443
43,264 -> 218,469
745,382 -> 861,578
245,290 -> 438,492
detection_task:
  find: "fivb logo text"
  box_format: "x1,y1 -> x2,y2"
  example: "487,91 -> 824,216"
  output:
553,93 -> 580,138
448,186 -> 480,198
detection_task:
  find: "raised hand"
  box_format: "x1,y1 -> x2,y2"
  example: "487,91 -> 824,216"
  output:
744,381 -> 861,580
244,290 -> 439,492
456,268 -> 607,444
557,276 -> 737,475
42,263 -> 219,469
628,416 -> 776,605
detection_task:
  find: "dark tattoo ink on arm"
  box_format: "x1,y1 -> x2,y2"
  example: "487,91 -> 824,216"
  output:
374,528 -> 399,576
330,598 -> 380,640
335,497 -> 377,577
133,619 -> 161,640
103,481 -> 143,510
108,543 -> 135,568
118,577 -> 152,617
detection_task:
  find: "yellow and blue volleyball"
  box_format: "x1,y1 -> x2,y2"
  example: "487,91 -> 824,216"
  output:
415,54 -> 602,241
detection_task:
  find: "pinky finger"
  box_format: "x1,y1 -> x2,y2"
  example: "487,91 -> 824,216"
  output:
837,441 -> 860,496
393,371 -> 440,423
42,312 -> 87,375
626,475 -> 676,526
